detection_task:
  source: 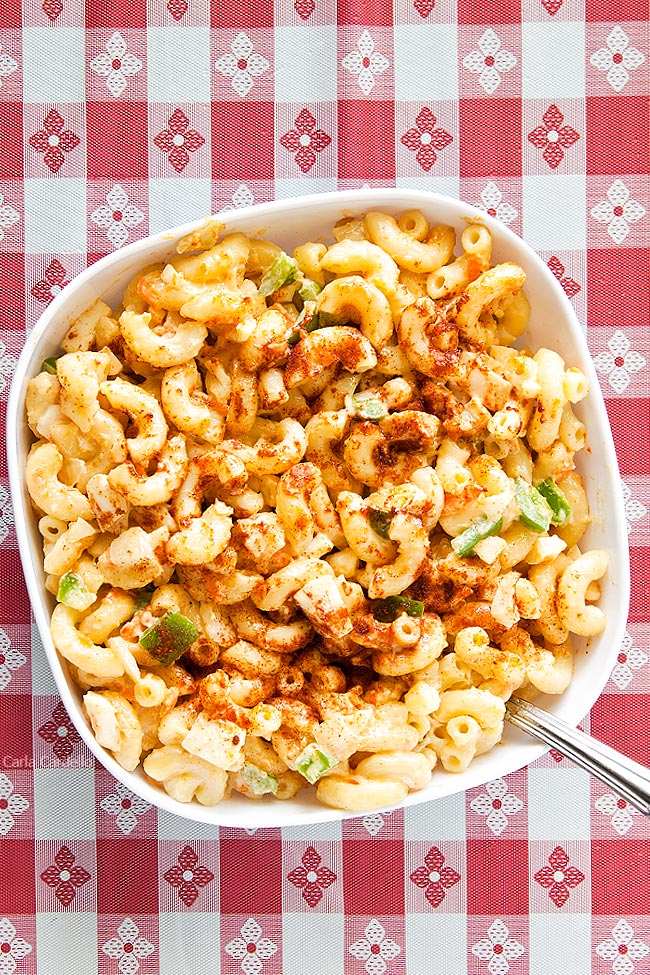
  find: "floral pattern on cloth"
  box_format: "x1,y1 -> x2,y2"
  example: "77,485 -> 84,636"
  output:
477,181 -> 518,225
0,486 -> 14,547
91,185 -> 145,249
40,845 -> 91,906
414,0 -> 436,16
595,792 -> 640,836
221,183 -> 256,209
101,918 -> 155,975
400,108 -> 452,171
214,32 -> 270,97
30,259 -> 70,305
153,109 -> 206,174
287,846 -> 336,907
463,29 -> 516,94
527,104 -> 579,169
547,256 -> 580,298
0,339 -> 14,402
0,192 -> 19,243
607,631 -> 648,691
534,846 -> 585,907
89,31 -> 142,97
362,812 -> 385,835
224,918 -> 279,974
37,700 -> 81,762
28,109 -> 80,174
0,628 -> 25,691
342,30 -> 390,95
592,329 -> 646,394
621,482 -> 647,535
470,778 -> 525,835
471,919 -> 525,975
590,26 -> 646,92
280,109 -> 332,173
410,846 -> 460,907
164,846 -> 214,907
590,179 -> 646,244
166,0 -> 187,20
42,0 -> 63,21
0,44 -> 18,89
294,0 -> 315,19
99,780 -> 152,835
595,920 -> 649,975
349,919 -> 401,975
0,919 -> 32,975
0,774 -> 29,836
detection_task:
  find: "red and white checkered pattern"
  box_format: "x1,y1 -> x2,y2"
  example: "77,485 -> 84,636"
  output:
1,0 -> 649,971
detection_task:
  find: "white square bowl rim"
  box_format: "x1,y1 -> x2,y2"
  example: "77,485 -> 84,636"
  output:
6,187 -> 630,828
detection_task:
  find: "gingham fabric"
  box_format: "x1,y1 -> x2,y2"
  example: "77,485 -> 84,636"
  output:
0,1 -> 649,973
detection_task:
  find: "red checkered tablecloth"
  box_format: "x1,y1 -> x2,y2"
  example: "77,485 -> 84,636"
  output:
1,1 -> 649,972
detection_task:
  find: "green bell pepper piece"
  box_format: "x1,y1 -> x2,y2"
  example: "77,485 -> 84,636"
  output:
373,595 -> 425,623
347,395 -> 388,421
293,299 -> 319,333
515,478 -> 553,533
139,611 -> 199,665
57,571 -> 96,611
258,252 -> 298,296
535,478 -> 572,526
294,744 -> 339,784
42,356 -> 58,375
241,763 -> 279,796
368,507 -> 392,539
451,516 -> 504,557
298,278 -> 322,302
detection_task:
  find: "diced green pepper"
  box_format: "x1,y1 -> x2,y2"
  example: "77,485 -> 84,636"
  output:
515,478 -> 553,533
451,516 -> 504,557
368,507 -> 392,539
294,300 -> 319,332
241,763 -> 279,796
42,356 -> 58,375
535,478 -> 572,526
294,743 -> 339,784
258,252 -> 298,297
347,395 -> 388,421
298,278 -> 322,302
139,611 -> 199,665
373,595 -> 425,623
316,310 -> 342,328
288,301 -> 324,346
57,571 -> 96,611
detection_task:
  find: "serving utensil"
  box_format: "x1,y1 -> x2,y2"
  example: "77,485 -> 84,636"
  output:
506,697 -> 650,815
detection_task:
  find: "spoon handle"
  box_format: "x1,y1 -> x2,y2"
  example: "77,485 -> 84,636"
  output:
505,697 -> 650,816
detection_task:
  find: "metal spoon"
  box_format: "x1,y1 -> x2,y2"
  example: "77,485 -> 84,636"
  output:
505,697 -> 650,815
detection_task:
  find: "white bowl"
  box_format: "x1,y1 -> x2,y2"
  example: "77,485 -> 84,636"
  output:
6,189 -> 630,828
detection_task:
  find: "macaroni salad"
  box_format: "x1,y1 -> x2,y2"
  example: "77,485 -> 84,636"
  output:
24,209 -> 607,811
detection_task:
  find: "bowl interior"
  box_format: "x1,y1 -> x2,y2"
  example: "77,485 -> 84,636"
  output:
6,188 -> 630,827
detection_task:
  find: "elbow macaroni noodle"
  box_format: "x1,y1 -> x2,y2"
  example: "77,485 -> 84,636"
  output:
25,209 -> 607,812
